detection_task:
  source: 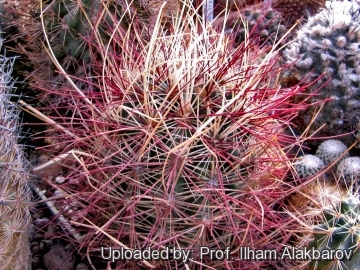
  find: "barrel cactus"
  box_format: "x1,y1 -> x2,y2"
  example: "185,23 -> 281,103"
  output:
25,3 -> 311,268
308,195 -> 360,270
284,0 -> 360,147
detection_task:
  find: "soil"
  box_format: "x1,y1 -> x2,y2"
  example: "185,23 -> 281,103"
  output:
29,199 -> 91,270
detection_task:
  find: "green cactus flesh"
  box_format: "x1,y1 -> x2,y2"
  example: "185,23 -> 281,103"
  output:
309,196 -> 360,270
31,0 -> 152,74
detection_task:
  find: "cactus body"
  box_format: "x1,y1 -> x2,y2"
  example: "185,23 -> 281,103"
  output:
24,4 -> 309,268
232,7 -> 287,47
294,154 -> 325,178
284,0 -> 360,146
315,139 -> 349,167
309,195 -> 360,270
336,156 -> 360,184
0,34 -> 31,270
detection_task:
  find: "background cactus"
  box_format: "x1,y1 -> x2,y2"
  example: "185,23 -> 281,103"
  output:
230,6 -> 287,48
3,0 -> 180,107
293,154 -> 325,178
284,0 -> 360,147
336,156 -> 360,185
7,0 -> 125,76
287,137 -> 360,270
212,2 -> 289,49
315,139 -> 349,167
22,2 -> 312,269
0,32 -> 31,269
308,195 -> 360,270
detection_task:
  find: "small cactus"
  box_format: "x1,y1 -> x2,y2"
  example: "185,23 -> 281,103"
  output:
284,0 -> 360,147
315,139 -> 349,167
232,7 -> 287,47
336,156 -> 360,185
308,195 -> 360,270
293,154 -> 325,178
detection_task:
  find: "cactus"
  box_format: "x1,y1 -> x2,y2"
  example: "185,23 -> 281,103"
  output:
25,3 -> 311,269
271,0 -> 326,25
211,3 -> 289,49
293,154 -> 325,178
5,0 -> 180,87
336,156 -> 360,185
231,6 -> 287,48
213,0 -> 326,45
308,195 -> 360,270
315,139 -> 349,167
0,33 -> 31,269
10,0 -> 123,76
284,0 -> 360,147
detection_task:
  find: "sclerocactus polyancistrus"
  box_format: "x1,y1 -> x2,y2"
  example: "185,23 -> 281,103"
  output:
284,0 -> 360,147
30,3 -> 309,269
315,139 -> 349,167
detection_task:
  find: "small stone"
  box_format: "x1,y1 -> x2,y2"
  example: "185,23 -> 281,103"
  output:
31,256 -> 41,268
43,244 -> 76,270
65,244 -> 75,252
40,240 -> 53,251
75,263 -> 89,270
38,154 -> 49,165
34,218 -> 49,227
55,175 -> 66,184
31,245 -> 40,254
53,189 -> 64,197
32,233 -> 44,240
